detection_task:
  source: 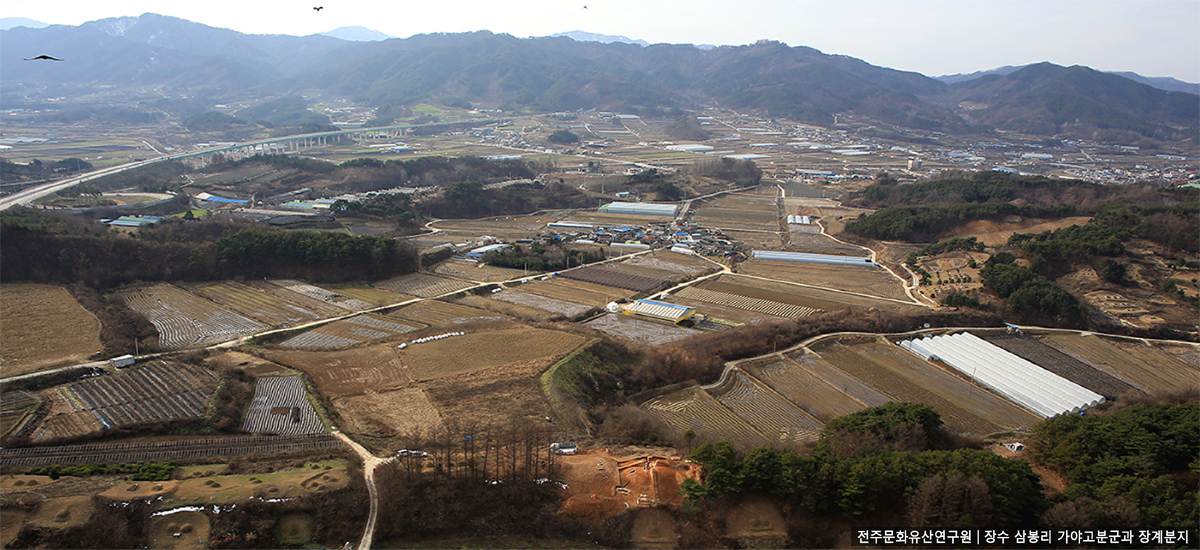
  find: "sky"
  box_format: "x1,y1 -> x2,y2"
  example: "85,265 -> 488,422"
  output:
3,0 -> 1198,82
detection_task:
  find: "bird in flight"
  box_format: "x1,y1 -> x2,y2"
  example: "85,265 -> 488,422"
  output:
313,6 -> 323,10
24,55 -> 64,61
582,5 -> 588,9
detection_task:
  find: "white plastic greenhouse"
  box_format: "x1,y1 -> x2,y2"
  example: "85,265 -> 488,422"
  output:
598,202 -> 678,216
898,332 -> 1104,418
752,250 -> 876,266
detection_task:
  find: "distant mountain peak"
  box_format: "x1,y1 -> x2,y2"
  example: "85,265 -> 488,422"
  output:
549,30 -> 649,47
320,26 -> 394,42
0,17 -> 48,30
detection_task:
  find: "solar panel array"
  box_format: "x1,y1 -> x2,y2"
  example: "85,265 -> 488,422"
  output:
898,332 -> 1104,418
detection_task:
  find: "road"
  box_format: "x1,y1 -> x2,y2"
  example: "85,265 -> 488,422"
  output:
333,430 -> 394,550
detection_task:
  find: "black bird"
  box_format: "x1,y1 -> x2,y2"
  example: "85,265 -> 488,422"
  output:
313,6 -> 323,10
24,55 -> 63,61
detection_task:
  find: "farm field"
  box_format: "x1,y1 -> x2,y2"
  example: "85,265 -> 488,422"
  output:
28,362 -> 219,440
186,281 -> 323,327
122,283 -> 267,349
0,391 -> 41,438
667,294 -> 788,326
814,342 -> 1004,436
488,289 -> 594,318
559,266 -> 668,292
584,314 -> 702,346
710,370 -> 824,444
643,387 -> 768,449
389,299 -> 507,327
263,345 -> 411,398
242,376 -> 325,435
433,260 -> 534,282
333,387 -> 444,438
621,249 -> 721,278
269,280 -> 374,311
848,341 -> 1042,430
605,262 -> 683,283
327,285 -> 408,306
245,281 -> 348,318
737,259 -> 910,302
278,314 -> 425,349
374,272 -> 476,297
980,334 -> 1140,400
421,358 -> 556,428
1038,334 -> 1200,394
785,230 -> 868,257
701,274 -> 896,311
455,294 -> 560,321
399,327 -> 586,381
1,284 -> 102,375
739,356 -> 867,422
674,286 -> 819,319
517,278 -> 636,307
723,230 -> 784,248
692,194 -> 779,232
562,211 -> 673,225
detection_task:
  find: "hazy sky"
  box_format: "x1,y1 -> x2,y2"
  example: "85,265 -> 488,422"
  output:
4,0 -> 1198,82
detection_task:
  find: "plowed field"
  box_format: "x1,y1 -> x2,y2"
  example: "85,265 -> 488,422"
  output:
710,370 -> 824,443
518,278 -> 635,307
740,356 -> 866,422
705,274 -> 916,311
584,314 -> 701,346
333,387 -> 444,438
279,314 -> 424,349
186,281 -> 324,327
390,300 -> 506,327
622,249 -> 720,278
399,327 -> 586,381
738,260 -> 909,301
264,345 -> 411,398
422,360 -> 556,428
0,284 -> 102,376
559,266 -> 667,292
675,287 -> 819,318
375,272 -> 476,297
981,334 -> 1139,400
1039,335 -> 1199,394
488,290 -> 593,317
643,387 -> 768,449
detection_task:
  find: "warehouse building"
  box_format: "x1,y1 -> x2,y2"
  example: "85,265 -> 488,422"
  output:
599,202 -> 678,217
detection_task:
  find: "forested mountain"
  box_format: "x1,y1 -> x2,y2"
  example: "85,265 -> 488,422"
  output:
2,14 -> 1196,141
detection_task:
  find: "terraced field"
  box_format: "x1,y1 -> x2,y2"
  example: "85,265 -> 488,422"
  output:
559,266 -> 667,292
242,376 -> 325,435
375,272 -> 476,298
390,300 -> 507,327
981,334 -> 1139,400
1039,335 -> 1199,394
643,387 -> 768,449
815,343 -> 1002,436
740,357 -> 867,422
187,281 -> 323,326
710,370 -> 824,443
850,342 -> 1041,431
269,280 -> 374,311
122,284 -> 267,349
278,314 -> 425,349
488,290 -> 594,317
675,287 -> 820,318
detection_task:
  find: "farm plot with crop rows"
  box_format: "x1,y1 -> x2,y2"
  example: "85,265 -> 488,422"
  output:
66,362 -> 219,430
243,281 -> 347,318
851,342 -> 1041,431
264,345 -> 412,398
605,262 -> 682,283
123,284 -> 267,348
269,280 -> 374,311
488,290 -> 593,317
187,281 -> 324,327
279,314 -> 424,349
242,376 -> 325,435
1108,340 -> 1200,375
456,294 -> 559,321
710,370 -> 824,443
584,314 -> 701,346
1039,335 -> 1199,394
815,343 -> 1002,436
375,272 -> 476,298
675,287 -> 819,318
740,357 -> 867,422
390,300 -> 507,327
643,387 -> 768,449
706,274 -> 914,311
518,278 -> 636,307
737,260 -> 909,302
559,266 -> 667,292
980,334 -> 1139,399
328,285 -> 407,307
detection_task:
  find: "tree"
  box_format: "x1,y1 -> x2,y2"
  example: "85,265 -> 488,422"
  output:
1099,259 -> 1127,285
547,129 -> 580,144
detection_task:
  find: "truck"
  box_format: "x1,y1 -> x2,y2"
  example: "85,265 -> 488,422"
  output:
110,355 -> 135,369
550,442 -> 578,455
